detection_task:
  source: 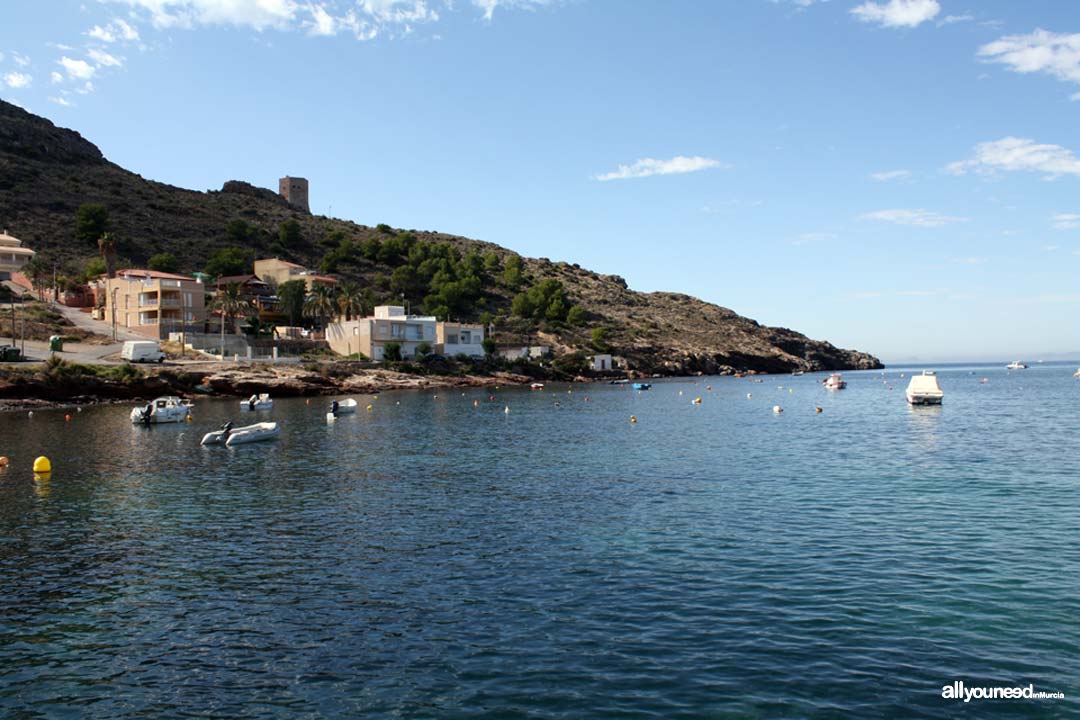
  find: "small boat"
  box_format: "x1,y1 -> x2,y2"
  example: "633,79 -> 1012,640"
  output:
609,379 -> 630,385
327,398 -> 358,420
1006,361 -> 1028,370
632,382 -> 652,391
791,370 -> 805,376
530,383 -> 544,391
130,396 -> 191,425
1074,368 -> 1080,378
222,421 -> 280,447
823,373 -> 846,390
906,370 -> 944,405
240,393 -> 273,411
200,420 -> 274,445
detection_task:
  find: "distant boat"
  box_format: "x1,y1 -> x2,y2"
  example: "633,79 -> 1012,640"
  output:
609,379 -> 629,385
530,383 -> 544,390
327,398 -> 358,420
130,396 -> 191,425
201,420 -> 278,446
906,370 -> 943,405
632,382 -> 652,391
823,373 -> 846,390
240,393 -> 273,411
791,370 -> 805,376
1006,361 -> 1028,370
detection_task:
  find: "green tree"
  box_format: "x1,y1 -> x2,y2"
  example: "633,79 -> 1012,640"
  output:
23,257 -> 50,300
211,283 -> 253,352
82,257 -> 107,282
205,246 -> 254,278
277,279 -> 307,326
382,342 -> 402,362
97,231 -> 117,279
303,283 -> 336,330
376,223 -> 395,235
500,255 -> 524,289
225,219 -> 258,245
591,327 -> 611,352
75,204 -> 109,246
481,337 -> 497,358
416,341 -> 432,356
483,250 -> 502,274
335,281 -> 364,321
148,252 -> 179,273
278,219 -> 302,248
566,304 -> 586,326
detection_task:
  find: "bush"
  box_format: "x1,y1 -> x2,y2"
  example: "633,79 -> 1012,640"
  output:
383,342 -> 402,362
148,252 -> 179,273
416,341 -> 432,356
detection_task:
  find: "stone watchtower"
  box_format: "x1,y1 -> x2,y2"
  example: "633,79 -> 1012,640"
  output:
278,176 -> 310,212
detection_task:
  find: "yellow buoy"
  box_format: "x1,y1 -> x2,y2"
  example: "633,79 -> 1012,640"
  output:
33,456 -> 51,473
366,404 -> 373,411
692,397 -> 702,405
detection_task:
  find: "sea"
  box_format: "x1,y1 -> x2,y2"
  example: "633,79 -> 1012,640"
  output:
1,363 -> 1078,719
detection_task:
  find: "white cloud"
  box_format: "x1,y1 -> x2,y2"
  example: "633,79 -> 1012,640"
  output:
859,209 -> 968,227
850,0 -> 940,28
0,52 -> 4,63
58,56 -> 96,80
1052,213 -> 1080,230
49,96 -> 73,107
938,13 -> 973,26
88,18 -> 142,43
977,29 -> 1080,98
2,72 -> 32,89
50,71 -> 63,84
870,169 -> 911,181
946,137 -> 1080,178
87,48 -> 124,67
305,3 -> 338,35
472,0 -> 552,22
595,155 -> 728,182
11,51 -> 31,67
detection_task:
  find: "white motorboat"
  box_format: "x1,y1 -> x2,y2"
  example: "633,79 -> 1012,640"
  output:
224,422 -> 280,447
823,373 -> 847,390
530,383 -> 544,390
201,420 -> 271,445
1005,361 -> 1028,370
327,398 -> 358,420
240,393 -> 273,411
130,396 -> 191,425
906,370 -> 944,405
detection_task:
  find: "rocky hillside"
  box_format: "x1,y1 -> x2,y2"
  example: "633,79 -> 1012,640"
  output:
0,100 -> 880,374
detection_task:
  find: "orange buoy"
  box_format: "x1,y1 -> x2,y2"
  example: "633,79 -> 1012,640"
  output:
65,414 -> 71,422
0,456 -> 9,467
630,415 -> 637,424
815,406 -> 823,413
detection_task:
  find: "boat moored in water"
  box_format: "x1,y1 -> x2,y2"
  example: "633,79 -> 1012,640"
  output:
632,382 -> 652,391
823,373 -> 846,390
130,396 -> 191,425
240,393 -> 273,411
218,421 -> 280,447
906,370 -> 944,405
1006,361 -> 1028,370
327,398 -> 358,419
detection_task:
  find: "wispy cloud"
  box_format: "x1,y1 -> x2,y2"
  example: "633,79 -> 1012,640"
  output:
938,13 -> 974,26
87,48 -> 123,68
595,155 -> 728,182
48,96 -> 73,107
2,72 -> 32,89
870,169 -> 911,182
850,0 -> 940,28
57,56 -> 96,80
472,0 -> 553,22
1052,213 -> 1080,230
11,51 -> 31,67
946,137 -> 1080,178
87,18 -> 141,43
977,29 -> 1080,100
859,209 -> 968,227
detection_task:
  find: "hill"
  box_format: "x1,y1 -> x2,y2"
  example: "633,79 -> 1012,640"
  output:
0,99 -> 880,374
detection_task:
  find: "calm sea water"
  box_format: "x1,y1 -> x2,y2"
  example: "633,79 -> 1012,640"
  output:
1,364 -> 1078,719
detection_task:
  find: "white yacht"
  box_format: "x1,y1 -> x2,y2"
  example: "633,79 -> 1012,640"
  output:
823,373 -> 846,390
131,396 -> 191,425
1005,361 -> 1028,370
906,371 -> 944,405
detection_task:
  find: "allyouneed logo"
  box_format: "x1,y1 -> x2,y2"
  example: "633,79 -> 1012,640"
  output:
942,682 -> 1065,702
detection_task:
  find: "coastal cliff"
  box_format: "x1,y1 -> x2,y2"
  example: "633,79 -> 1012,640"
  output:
0,100 -> 881,374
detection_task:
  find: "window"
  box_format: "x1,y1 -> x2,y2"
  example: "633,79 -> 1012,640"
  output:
460,331 -> 471,344
447,334 -> 458,344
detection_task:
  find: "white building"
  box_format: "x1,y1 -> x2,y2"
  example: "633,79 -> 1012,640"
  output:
436,321 -> 486,358
326,305 -> 436,360
590,354 -> 614,371
0,230 -> 35,279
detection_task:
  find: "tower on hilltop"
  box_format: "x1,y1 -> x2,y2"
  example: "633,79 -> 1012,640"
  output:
279,176 -> 309,212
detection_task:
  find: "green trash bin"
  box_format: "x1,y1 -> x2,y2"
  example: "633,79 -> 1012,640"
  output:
49,335 -> 63,352
1,346 -> 19,361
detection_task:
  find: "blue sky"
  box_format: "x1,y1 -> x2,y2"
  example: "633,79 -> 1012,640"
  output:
2,0 -> 1080,362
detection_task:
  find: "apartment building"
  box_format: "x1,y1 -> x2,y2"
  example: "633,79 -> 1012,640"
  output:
435,321 -> 486,358
104,269 -> 206,339
326,305 -> 437,360
253,257 -> 336,291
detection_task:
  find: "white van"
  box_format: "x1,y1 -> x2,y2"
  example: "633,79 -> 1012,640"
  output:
121,340 -> 165,363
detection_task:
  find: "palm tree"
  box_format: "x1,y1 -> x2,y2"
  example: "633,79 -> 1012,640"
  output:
97,232 -> 117,279
303,283 -> 336,332
211,283 -> 252,355
335,281 -> 364,322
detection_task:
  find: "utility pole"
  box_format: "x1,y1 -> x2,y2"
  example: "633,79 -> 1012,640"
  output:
111,286 -> 118,342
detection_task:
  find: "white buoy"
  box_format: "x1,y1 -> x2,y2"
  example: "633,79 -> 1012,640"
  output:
773,405 -> 783,414
504,406 -> 510,414
747,393 -> 752,399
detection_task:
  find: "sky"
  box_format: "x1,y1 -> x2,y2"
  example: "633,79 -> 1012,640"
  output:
2,0 -> 1080,362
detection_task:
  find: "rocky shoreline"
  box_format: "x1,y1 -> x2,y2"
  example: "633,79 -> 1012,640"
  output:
0,361 -> 538,411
